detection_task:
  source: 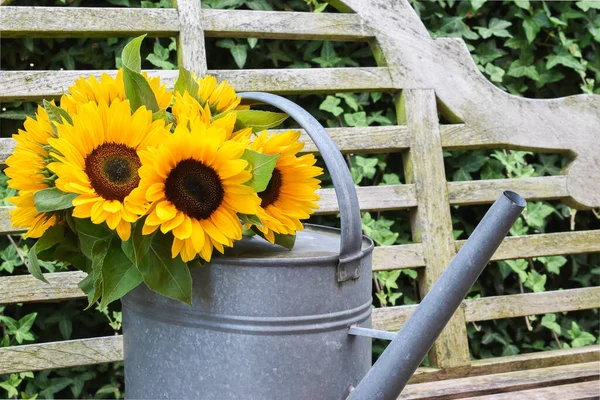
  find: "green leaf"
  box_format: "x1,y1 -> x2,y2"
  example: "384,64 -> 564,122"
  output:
99,242 -> 143,308
122,221 -> 155,266
319,96 -> 344,117
501,259 -> 528,282
238,213 -> 263,227
121,34 -> 146,73
146,54 -> 176,70
312,42 -> 341,67
541,314 -> 561,334
568,321 -> 596,347
230,45 -> 248,68
123,66 -> 160,113
136,232 -> 192,305
174,66 -> 200,100
523,270 -> 546,292
344,112 -> 368,127
438,16 -> 479,40
73,218 -> 114,261
28,243 -> 50,284
538,255 -> 567,274
273,232 -> 296,250
576,0 -> 600,12
43,100 -> 72,127
33,187 -> 78,213
470,0 -> 486,11
547,48 -> 586,72
14,313 -> 37,344
475,18 -> 512,39
514,0 -> 530,9
507,59 -> 539,80
232,110 -> 288,132
523,202 -> 556,231
484,63 -> 505,83
241,149 -> 279,192
336,93 -> 359,111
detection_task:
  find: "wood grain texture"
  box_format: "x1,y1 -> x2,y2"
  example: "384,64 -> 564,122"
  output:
1,7 -> 371,41
316,185 -> 416,214
0,336 -> 123,374
174,0 -> 206,75
459,380 -> 600,400
0,6 -> 179,37
409,346 -> 600,384
481,230 -> 600,261
464,287 -> 600,322
399,361 -> 600,399
400,89 -> 470,368
0,271 -> 86,304
344,0 -> 600,209
373,287 -> 600,331
372,243 -> 424,270
0,68 -> 396,102
447,176 -> 569,205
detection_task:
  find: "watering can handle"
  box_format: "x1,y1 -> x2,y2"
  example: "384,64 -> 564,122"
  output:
239,92 -> 363,282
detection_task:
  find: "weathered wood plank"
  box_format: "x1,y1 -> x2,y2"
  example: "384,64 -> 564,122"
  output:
448,176 -> 569,205
174,0 -> 206,76
400,89 -> 471,368
0,336 -> 123,374
1,7 -> 371,41
316,185 -> 416,214
0,7 -> 179,38
409,346 -> 600,384
464,287 -> 600,322
0,271 -> 86,304
0,68 -> 395,102
373,287 -> 600,331
483,230 -> 600,261
373,243 -> 424,270
399,361 -> 600,399
459,380 -> 600,400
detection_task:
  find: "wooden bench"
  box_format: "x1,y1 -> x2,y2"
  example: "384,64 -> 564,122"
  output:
1,0 -> 599,398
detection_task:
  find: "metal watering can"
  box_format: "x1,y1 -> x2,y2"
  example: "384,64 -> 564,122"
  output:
122,93 -> 526,400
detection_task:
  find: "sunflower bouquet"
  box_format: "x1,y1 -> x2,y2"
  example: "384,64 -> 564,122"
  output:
6,36 -> 322,307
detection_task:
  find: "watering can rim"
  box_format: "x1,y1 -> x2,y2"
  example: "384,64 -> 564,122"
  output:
216,223 -> 374,266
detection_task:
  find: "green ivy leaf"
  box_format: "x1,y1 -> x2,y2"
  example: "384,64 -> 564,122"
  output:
312,42 -> 342,67
538,255 -> 567,274
241,149 -> 279,192
514,0 -> 530,9
470,0 -> 486,11
524,270 -> 546,292
576,0 -> 600,12
568,321 -> 596,347
475,18 -> 512,39
484,63 -> 505,82
230,44 -> 248,68
344,111 -> 368,127
136,231 -> 193,305
547,48 -> 586,72
541,314 -> 561,334
501,259 -> 528,282
319,96 -> 344,117
336,93 -> 359,111
523,202 -> 556,231
507,59 -> 539,80
438,16 -> 479,40
33,187 -> 78,213
122,34 -> 146,73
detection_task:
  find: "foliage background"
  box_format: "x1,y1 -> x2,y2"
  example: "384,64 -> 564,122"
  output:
1,0 -> 599,397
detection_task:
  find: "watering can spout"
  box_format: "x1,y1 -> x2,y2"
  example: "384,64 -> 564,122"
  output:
348,191 -> 527,400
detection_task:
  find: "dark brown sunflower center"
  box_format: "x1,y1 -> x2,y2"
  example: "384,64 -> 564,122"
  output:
85,143 -> 141,201
259,168 -> 282,208
165,159 -> 224,220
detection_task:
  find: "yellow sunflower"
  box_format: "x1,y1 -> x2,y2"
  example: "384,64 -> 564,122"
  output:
130,119 -> 260,262
249,130 -> 322,243
5,105 -> 57,238
47,99 -> 171,241
60,69 -> 172,114
172,91 -> 252,143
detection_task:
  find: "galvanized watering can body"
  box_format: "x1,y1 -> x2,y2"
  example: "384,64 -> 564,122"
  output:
123,92 -> 526,400
123,226 -> 373,399
123,92 -> 376,399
